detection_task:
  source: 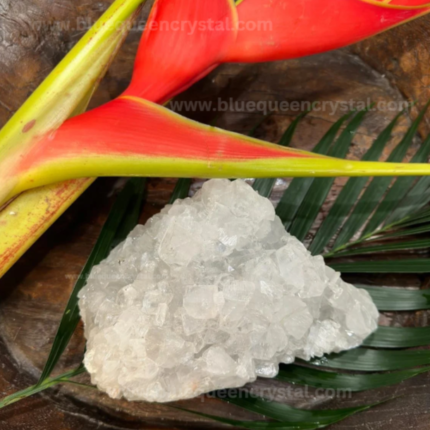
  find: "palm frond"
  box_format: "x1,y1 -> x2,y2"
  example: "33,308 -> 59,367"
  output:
277,365 -> 430,391
0,365 -> 86,409
37,178 -> 146,384
307,349 -> 430,371
359,285 -> 430,311
362,133 -> 430,236
385,176 -> 430,225
223,396 -> 377,428
329,238 -> 430,257
330,103 -> 429,252
309,111 -> 404,255
363,326 -> 430,348
289,108 -> 370,242
359,223 -> 430,242
275,112 -> 354,230
3,105 -> 430,429
253,110 -> 310,197
169,178 -> 193,203
330,259 -> 430,273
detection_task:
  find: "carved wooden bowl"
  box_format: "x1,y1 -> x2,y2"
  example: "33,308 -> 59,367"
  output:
0,2 -> 429,429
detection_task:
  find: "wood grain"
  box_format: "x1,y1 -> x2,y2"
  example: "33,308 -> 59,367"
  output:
0,2 -> 429,429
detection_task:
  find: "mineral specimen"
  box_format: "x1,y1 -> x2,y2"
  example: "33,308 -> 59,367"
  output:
78,179 -> 379,403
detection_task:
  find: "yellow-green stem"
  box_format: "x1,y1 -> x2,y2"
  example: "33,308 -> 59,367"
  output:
0,0 -> 145,158
2,155 -> 430,207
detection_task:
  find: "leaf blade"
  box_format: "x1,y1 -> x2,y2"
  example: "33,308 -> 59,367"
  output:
309,112 -> 403,255
385,176 -> 430,226
0,366 -> 85,409
330,238 -> 430,257
277,364 -> 430,391
224,396 -> 374,427
307,348 -> 430,371
330,259 -> 430,273
275,113 -> 353,229
169,178 -> 192,203
358,285 -> 430,311
289,109 -> 370,242
332,104 -> 429,250
38,178 -> 146,383
369,223 -> 430,241
363,326 -> 430,348
363,132 -> 430,236
253,111 -> 308,197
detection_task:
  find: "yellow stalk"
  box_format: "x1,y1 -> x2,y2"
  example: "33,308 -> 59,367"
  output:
0,0 -> 145,277
13,155 -> 430,191
360,0 -> 430,9
0,180 -> 92,278
0,0 -> 145,157
3,95 -> 430,206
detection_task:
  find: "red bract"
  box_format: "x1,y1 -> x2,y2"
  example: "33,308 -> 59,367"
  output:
2,0 -> 430,276
6,0 -> 430,202
22,96 -> 315,170
12,96 -> 325,197
125,0 -> 430,101
226,0 -> 430,62
8,94 -> 430,204
125,0 -> 237,103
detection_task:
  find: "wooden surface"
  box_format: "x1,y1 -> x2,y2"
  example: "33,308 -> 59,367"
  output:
0,2 -> 429,429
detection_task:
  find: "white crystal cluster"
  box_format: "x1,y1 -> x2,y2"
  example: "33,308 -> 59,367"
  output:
79,179 -> 379,403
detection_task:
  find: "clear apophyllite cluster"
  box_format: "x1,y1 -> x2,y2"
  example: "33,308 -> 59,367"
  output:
78,179 -> 379,403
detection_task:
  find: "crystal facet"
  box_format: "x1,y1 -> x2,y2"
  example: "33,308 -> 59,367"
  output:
79,179 -> 379,403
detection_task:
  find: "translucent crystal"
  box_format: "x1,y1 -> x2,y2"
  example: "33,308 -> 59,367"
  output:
79,179 -> 379,403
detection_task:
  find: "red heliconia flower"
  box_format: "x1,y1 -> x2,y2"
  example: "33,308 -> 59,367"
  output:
125,0 -> 238,103
4,0 -> 430,203
126,0 -> 430,101
2,0 -> 430,275
225,0 -> 430,63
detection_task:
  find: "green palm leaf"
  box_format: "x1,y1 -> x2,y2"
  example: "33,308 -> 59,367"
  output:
362,133 -> 430,236
363,326 -> 430,348
38,178 -> 146,383
309,111 -> 403,255
385,176 -> 430,226
332,103 -> 429,251
224,396 -> 376,428
170,178 -> 192,203
276,112 -> 353,229
277,365 -> 430,391
358,285 -> 430,311
0,365 -> 86,409
393,206 -> 430,228
176,407 -> 320,430
307,348 -> 430,371
331,238 -> 430,257
254,110 -> 310,197
289,109 -> 370,242
367,223 -> 430,241
330,259 -> 430,273
4,105 -> 430,429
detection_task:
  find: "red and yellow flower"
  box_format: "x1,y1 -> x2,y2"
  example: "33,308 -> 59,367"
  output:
1,0 -> 429,276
